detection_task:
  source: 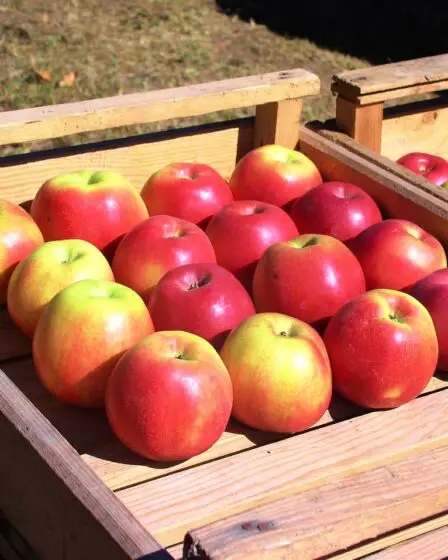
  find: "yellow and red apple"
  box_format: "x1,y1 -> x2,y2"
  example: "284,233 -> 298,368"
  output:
323,289 -> 438,409
0,199 -> 44,304
33,278 -> 154,407
7,239 -> 114,338
30,170 -> 148,259
105,331 -> 233,461
220,312 -> 332,433
229,145 -> 322,210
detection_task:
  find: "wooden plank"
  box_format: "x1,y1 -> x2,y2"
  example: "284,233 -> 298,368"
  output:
0,309 -> 31,362
0,120 -> 254,207
335,98 -> 383,152
332,54 -> 448,104
0,366 -> 169,560
254,98 -> 302,149
382,104 -> 448,161
117,386 -> 448,547
0,68 -> 319,146
0,512 -> 39,560
366,525 -> 448,560
183,445 -> 448,559
300,126 -> 448,244
345,80 -> 448,106
166,543 -> 183,560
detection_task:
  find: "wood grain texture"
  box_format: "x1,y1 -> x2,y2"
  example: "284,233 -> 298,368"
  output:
254,98 -> 302,149
301,125 -> 448,244
117,385 -> 448,547
0,68 -> 319,146
335,98 -> 383,152
382,104 -> 448,161
184,445 -> 448,560
332,53 -> 448,104
166,543 -> 183,560
0,120 -> 254,206
366,525 -> 448,560
0,366 -> 169,560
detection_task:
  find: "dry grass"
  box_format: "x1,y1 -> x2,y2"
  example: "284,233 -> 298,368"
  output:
0,0 -> 369,153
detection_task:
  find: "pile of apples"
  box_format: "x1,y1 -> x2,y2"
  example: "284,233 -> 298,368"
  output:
2,144 -> 448,463
397,151 -> 448,187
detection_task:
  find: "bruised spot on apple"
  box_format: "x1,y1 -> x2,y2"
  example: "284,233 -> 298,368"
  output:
148,262 -> 255,350
324,289 -> 438,409
105,331 -> 233,462
220,312 -> 332,433
348,219 -> 447,291
252,233 -> 366,330
228,144 -> 322,210
30,170 -> 149,259
140,162 -> 234,228
205,200 -> 298,293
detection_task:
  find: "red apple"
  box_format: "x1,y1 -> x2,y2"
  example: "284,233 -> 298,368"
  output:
407,268 -> 448,371
205,200 -> 299,292
140,162 -> 234,228
148,262 -> 255,350
105,331 -> 233,461
8,239 -> 115,338
229,144 -> 322,210
33,279 -> 154,407
0,199 -> 44,304
30,170 -> 149,258
252,234 -> 366,329
323,289 -> 438,409
112,215 -> 216,302
348,219 -> 447,291
220,312 -> 332,433
397,152 -> 448,186
289,181 -> 382,242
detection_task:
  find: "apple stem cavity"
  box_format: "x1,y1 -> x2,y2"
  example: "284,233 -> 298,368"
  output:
61,250 -> 83,264
388,312 -> 406,324
301,237 -> 319,249
187,273 -> 212,291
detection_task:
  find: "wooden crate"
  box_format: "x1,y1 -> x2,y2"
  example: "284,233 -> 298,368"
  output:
1,68 -> 448,560
326,53 -> 448,205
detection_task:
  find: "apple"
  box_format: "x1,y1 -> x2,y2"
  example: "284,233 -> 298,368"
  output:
323,289 -> 438,409
148,262 -> 255,350
289,181 -> 383,242
105,330 -> 233,461
0,199 -> 44,304
30,170 -> 149,259
407,268 -> 448,371
7,239 -> 114,338
140,162 -> 234,228
33,279 -> 154,408
220,312 -> 332,433
252,234 -> 366,330
112,215 -> 216,302
205,200 -> 299,292
396,152 -> 448,186
348,219 -> 447,291
229,145 -> 322,210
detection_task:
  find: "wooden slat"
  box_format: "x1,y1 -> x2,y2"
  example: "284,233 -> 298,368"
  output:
0,68 -> 319,146
183,445 -> 448,559
332,54 -> 448,104
0,120 -> 253,207
0,366 -> 169,560
367,525 -> 448,560
0,512 -> 38,560
254,98 -> 302,149
117,386 -> 448,547
382,104 -> 448,161
300,125 -> 448,244
166,543 -> 183,560
335,98 -> 383,152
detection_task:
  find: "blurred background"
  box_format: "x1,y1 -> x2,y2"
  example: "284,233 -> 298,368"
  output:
1,0 -> 447,153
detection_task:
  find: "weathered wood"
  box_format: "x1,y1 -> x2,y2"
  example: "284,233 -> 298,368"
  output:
184,445 -> 448,559
332,53 -> 448,105
118,386 -> 448,547
254,98 -> 302,149
0,120 -> 254,206
0,68 -> 319,146
335,98 -> 383,152
0,366 -> 168,560
300,126 -> 448,244
366,525 -> 448,560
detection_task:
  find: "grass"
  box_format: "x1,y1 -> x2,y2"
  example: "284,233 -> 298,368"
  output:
1,0 -> 371,153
